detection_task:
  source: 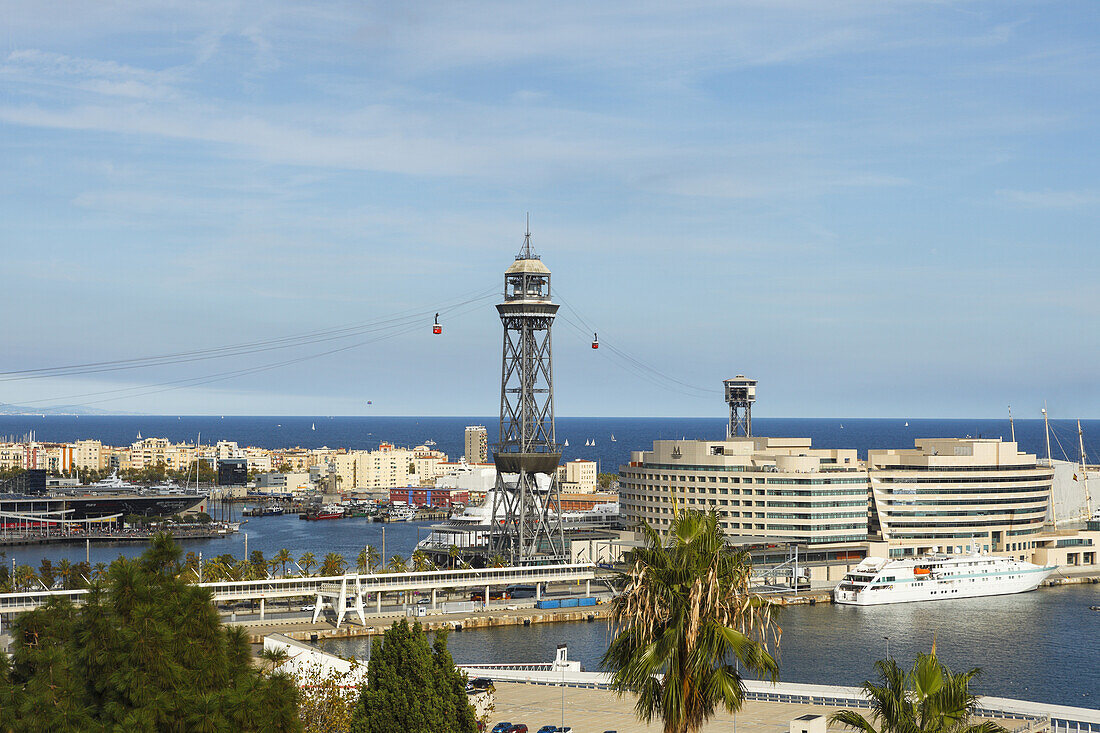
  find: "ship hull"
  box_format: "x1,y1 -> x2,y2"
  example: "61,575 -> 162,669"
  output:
834,566 -> 1054,606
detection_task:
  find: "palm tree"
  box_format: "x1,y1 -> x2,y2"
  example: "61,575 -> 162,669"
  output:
258,646 -> 290,675
298,552 -> 316,576
14,565 -> 38,592
411,550 -> 433,572
831,649 -> 1007,733
448,544 -> 460,569
321,552 -> 346,576
55,558 -> 74,590
272,548 -> 292,577
487,554 -> 506,568
602,510 -> 780,733
386,554 -> 407,574
358,545 -> 380,574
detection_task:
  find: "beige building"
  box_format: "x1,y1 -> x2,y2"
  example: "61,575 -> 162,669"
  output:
70,439 -> 105,471
464,425 -> 488,464
324,443 -> 449,491
0,443 -> 23,470
868,438 -> 1055,557
558,459 -> 598,493
620,437 -> 869,546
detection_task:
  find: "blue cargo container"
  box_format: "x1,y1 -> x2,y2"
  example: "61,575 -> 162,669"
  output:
536,599 -> 560,609
560,598 -> 580,608
578,597 -> 597,607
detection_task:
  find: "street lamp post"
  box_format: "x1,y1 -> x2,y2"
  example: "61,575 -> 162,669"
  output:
884,636 -> 890,660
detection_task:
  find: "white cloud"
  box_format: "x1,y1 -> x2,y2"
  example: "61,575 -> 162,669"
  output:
997,189 -> 1100,208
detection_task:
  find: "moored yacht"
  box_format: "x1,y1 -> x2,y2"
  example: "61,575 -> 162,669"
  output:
834,554 -> 1055,606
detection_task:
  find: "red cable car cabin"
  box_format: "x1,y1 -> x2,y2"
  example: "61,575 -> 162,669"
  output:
433,313 -> 442,335
591,332 -> 599,349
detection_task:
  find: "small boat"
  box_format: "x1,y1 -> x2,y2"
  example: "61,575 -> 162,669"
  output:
304,503 -> 344,521
564,439 -> 569,447
610,434 -> 616,442
389,504 -> 417,522
311,423 -> 316,431
905,421 -> 909,427
1091,605 -> 1100,611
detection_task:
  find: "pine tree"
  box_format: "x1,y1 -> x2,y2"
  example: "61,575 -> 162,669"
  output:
349,620 -> 477,733
0,533 -> 301,732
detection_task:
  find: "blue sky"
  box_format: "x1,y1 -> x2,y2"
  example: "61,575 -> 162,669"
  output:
1,1 -> 1098,418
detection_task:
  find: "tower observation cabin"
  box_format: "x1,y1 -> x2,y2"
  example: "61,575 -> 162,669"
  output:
724,375 -> 757,438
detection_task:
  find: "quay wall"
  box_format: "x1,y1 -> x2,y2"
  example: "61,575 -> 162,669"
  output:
241,605 -> 611,644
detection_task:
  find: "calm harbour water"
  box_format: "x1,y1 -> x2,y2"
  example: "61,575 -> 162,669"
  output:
323,584 -> 1100,710
2,415 -> 1098,707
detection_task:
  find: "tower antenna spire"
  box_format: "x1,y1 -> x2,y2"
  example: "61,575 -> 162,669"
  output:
520,212 -> 534,259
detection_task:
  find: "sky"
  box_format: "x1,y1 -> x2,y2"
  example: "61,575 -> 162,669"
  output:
0,1 -> 1098,418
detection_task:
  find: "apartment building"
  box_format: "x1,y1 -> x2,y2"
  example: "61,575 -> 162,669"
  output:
557,459 -> 598,493
464,425 -> 488,464
70,439 -> 105,471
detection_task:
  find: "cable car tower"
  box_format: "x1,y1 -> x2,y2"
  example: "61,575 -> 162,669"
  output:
487,223 -> 566,565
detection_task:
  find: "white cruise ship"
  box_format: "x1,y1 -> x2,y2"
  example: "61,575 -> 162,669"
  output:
833,554 -> 1055,606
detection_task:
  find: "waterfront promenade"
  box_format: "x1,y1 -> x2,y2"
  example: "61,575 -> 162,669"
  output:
487,682 -> 1027,733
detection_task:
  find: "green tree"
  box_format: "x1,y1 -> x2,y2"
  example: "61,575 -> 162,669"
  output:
831,650 -> 1008,733
321,552 -> 347,576
602,510 -> 781,733
349,621 -> 476,733
249,549 -> 269,579
597,472 -> 618,490
386,554 -> 407,574
0,534 -> 300,732
298,552 -> 316,576
38,558 -> 56,589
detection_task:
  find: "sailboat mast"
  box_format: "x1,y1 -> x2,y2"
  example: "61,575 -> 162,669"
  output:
1043,407 -> 1057,526
1079,419 -> 1091,519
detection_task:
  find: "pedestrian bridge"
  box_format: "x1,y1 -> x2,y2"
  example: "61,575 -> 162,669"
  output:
0,563 -> 597,630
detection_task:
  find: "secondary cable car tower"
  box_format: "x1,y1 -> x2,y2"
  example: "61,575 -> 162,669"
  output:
487,223 -> 566,564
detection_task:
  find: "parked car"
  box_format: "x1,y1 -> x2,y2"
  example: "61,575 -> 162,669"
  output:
470,677 -> 494,691
506,726 -> 528,733
536,727 -> 573,733
490,724 -> 513,733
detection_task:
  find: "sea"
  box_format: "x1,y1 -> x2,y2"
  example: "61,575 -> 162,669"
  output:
2,415 -> 1098,708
